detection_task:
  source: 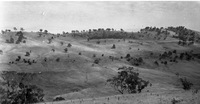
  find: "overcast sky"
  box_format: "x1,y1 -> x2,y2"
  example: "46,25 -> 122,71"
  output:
0,1 -> 200,33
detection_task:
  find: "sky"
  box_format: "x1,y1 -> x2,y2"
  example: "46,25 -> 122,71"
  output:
0,1 -> 200,33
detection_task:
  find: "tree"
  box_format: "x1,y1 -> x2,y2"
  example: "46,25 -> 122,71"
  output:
106,28 -> 111,31
44,30 -> 48,34
0,71 -> 44,104
20,27 -> 24,31
39,29 -> 43,32
107,67 -> 149,94
13,27 -> 17,31
120,28 -> 124,32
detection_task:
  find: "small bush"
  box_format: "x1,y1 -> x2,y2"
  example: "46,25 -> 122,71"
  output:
93,54 -> 96,57
111,44 -> 116,49
64,48 -> 68,53
171,98 -> 180,104
53,97 -> 65,101
96,41 -> 100,44
56,58 -> 60,62
25,52 -> 30,56
67,43 -> 72,47
125,54 -> 131,58
180,77 -> 193,90
94,59 -> 100,64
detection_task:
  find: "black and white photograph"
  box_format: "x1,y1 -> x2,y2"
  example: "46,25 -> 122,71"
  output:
0,1 -> 200,104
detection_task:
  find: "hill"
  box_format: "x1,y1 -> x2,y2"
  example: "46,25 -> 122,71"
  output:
0,26 -> 200,103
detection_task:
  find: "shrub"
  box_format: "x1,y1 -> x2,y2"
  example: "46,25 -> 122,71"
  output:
180,77 -> 193,90
10,37 -> 14,43
111,44 -> 116,49
130,57 -> 144,66
125,54 -> 131,58
171,98 -> 181,104
53,97 -> 65,101
107,66 -> 149,94
56,58 -> 60,62
67,43 -> 72,47
96,41 -> 100,44
94,59 -> 100,64
60,42 -> 64,46
25,52 -> 30,56
64,48 -> 68,53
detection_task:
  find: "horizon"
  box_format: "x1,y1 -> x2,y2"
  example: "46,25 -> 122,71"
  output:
1,1 -> 200,33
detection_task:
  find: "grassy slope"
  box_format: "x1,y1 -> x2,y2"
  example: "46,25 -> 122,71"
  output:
0,31 -> 200,103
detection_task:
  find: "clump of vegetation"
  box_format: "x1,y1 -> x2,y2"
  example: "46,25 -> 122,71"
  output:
171,98 -> 181,104
64,48 -> 68,53
167,26 -> 195,46
67,43 -> 72,47
0,71 -> 44,104
53,97 -> 65,101
180,77 -> 193,90
15,31 -> 26,44
94,59 -> 100,64
25,52 -> 30,57
60,41 -> 64,46
96,41 -> 100,44
56,58 -> 60,62
111,44 -> 116,49
129,57 -> 144,66
6,36 -> 15,44
125,54 -> 131,58
107,66 -> 149,94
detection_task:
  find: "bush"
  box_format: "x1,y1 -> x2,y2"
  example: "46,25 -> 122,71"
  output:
130,57 -> 144,66
111,44 -> 116,49
94,59 -> 100,64
67,43 -> 72,47
93,54 -> 96,57
64,48 -> 68,53
56,58 -> 60,62
107,66 -> 149,94
96,41 -> 100,44
180,77 -> 193,90
53,97 -> 65,101
25,52 -> 30,56
125,54 -> 131,58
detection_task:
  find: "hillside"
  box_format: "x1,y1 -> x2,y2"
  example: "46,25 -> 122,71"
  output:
0,27 -> 200,103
